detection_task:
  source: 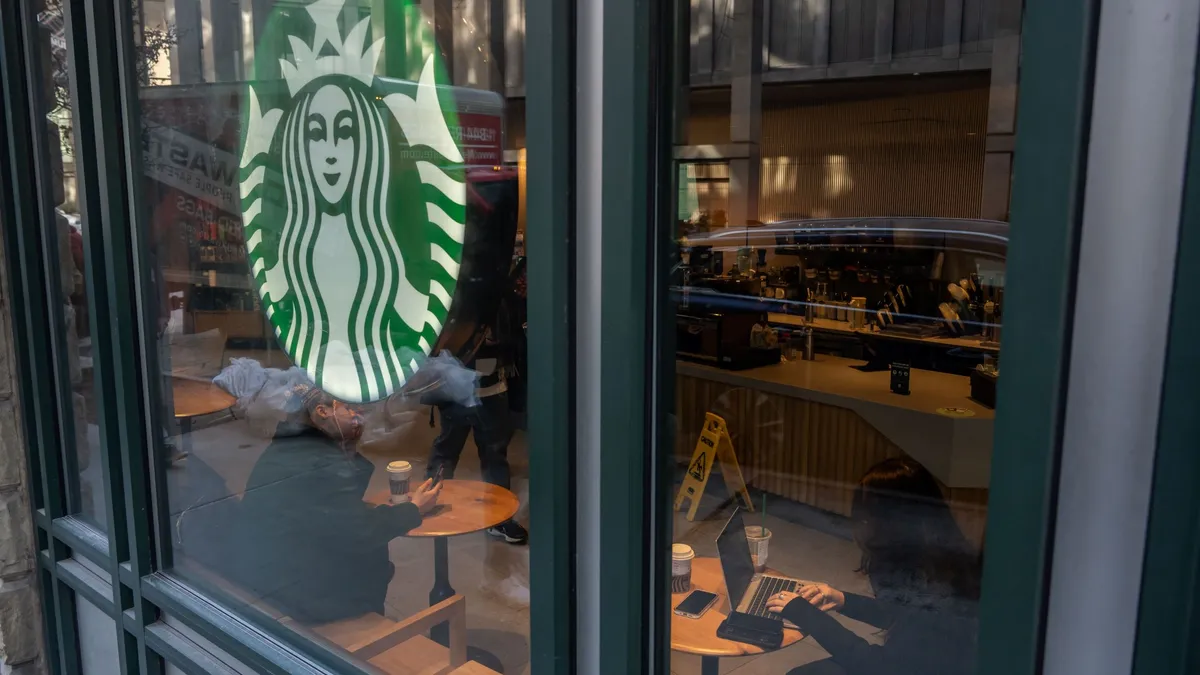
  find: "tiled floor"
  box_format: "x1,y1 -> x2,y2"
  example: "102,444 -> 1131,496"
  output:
80,409 -> 905,675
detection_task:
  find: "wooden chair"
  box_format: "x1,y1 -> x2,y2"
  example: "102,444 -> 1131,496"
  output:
178,549 -> 498,673
311,595 -> 498,675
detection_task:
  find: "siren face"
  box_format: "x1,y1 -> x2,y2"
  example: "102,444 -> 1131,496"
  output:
307,85 -> 357,205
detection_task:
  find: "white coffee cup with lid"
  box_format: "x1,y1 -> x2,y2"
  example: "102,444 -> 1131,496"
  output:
671,543 -> 695,593
387,461 -> 413,504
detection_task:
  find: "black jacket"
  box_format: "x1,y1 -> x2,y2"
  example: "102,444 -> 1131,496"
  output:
221,434 -> 422,624
781,592 -> 977,675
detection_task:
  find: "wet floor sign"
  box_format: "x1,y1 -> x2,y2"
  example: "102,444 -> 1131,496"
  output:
674,412 -> 754,521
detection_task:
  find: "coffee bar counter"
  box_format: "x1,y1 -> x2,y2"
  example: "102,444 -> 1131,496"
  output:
675,355 -> 990,546
767,312 -> 1001,353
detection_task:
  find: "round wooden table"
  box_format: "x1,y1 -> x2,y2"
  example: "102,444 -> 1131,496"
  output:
672,557 -> 805,675
171,378 -> 236,452
404,479 -> 519,644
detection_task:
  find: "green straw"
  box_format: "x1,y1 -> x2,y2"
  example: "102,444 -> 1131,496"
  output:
762,493 -> 767,533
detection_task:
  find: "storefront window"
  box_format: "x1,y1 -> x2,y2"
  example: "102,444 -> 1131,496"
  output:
33,0 -> 108,530
667,2 -> 1017,673
130,1 -> 533,671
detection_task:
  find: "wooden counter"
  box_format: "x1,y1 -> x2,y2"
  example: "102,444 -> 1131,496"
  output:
768,312 -> 1001,353
675,356 -> 990,547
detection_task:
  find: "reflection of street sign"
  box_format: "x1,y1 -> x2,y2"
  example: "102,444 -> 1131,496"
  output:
675,413 -> 754,521
239,0 -> 465,402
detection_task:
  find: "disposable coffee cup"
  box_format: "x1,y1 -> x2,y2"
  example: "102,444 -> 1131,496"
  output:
671,543 -> 695,593
387,461 -> 413,504
745,526 -> 771,572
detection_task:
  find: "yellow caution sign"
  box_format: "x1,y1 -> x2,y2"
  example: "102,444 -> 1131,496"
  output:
674,412 -> 754,521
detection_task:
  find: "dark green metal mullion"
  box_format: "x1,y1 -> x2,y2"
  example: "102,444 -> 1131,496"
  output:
79,0 -> 142,572
90,0 -> 175,583
15,0 -> 87,522
144,625 -> 241,675
7,0 -> 72,527
648,0 -> 685,672
1130,28 -> 1200,675
55,556 -> 118,614
59,0 -> 135,572
0,10 -> 51,530
43,566 -> 81,672
0,47 -> 66,675
975,2 -> 1099,675
79,0 -> 164,672
52,515 -> 115,570
599,0 -> 655,672
0,10 -> 83,675
146,571 -> 395,674
525,0 -> 577,672
141,574 -> 336,675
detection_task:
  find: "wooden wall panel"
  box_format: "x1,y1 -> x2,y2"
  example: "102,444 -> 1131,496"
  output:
675,374 -> 988,548
758,84 -> 989,220
683,83 -> 990,221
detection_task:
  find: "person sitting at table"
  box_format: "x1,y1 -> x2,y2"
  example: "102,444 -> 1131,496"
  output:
767,456 -> 982,675
218,386 -> 443,625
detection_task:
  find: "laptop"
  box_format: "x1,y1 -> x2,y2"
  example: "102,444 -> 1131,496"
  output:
717,507 -> 804,628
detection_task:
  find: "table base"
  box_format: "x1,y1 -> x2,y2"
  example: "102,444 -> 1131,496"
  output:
429,536 -> 454,645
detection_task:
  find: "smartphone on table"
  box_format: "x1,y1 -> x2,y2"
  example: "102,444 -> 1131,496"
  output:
674,590 -> 719,619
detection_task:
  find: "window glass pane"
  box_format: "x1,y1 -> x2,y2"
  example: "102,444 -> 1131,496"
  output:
131,1 -> 532,672
667,2 -> 1019,673
32,0 -> 108,530
76,595 -> 120,675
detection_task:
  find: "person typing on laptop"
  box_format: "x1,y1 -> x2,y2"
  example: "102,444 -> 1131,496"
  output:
766,458 -> 982,675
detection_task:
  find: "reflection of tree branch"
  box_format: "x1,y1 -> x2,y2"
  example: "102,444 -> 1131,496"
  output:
41,0 -> 181,185
42,0 -> 180,114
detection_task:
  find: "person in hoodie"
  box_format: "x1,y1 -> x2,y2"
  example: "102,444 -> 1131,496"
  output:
224,386 -> 443,625
768,457 -> 982,675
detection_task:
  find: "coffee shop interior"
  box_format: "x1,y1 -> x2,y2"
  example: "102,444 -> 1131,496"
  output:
54,1 -> 1016,674
664,2 -> 1014,672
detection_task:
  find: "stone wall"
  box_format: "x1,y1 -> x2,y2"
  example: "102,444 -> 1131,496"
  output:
0,220 -> 44,675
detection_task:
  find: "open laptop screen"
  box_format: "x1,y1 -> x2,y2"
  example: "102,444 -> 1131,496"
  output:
716,508 -> 756,608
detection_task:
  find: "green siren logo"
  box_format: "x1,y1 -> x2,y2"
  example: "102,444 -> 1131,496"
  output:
239,0 -> 465,403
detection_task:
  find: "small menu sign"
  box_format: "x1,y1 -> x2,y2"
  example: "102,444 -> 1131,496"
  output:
890,363 -> 911,396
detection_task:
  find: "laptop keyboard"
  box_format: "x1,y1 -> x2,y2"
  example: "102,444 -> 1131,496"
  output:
745,576 -> 798,618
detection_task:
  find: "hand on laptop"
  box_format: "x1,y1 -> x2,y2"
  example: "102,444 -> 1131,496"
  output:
767,583 -> 844,614
799,583 -> 845,611
766,591 -> 799,614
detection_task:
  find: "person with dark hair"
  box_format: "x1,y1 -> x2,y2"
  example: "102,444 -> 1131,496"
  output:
767,457 -> 982,675
204,386 -> 443,625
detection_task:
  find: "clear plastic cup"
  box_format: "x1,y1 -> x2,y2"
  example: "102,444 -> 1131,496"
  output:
745,526 -> 771,572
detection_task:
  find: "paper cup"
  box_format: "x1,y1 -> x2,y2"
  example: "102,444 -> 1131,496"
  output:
387,460 -> 413,504
671,543 -> 695,593
745,526 -> 771,572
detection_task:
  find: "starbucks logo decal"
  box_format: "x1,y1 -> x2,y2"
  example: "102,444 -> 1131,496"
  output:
239,0 -> 466,403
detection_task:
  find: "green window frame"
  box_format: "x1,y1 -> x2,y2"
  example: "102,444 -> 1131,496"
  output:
0,0 -> 577,672
1132,24 -> 1200,675
589,0 -> 1101,673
